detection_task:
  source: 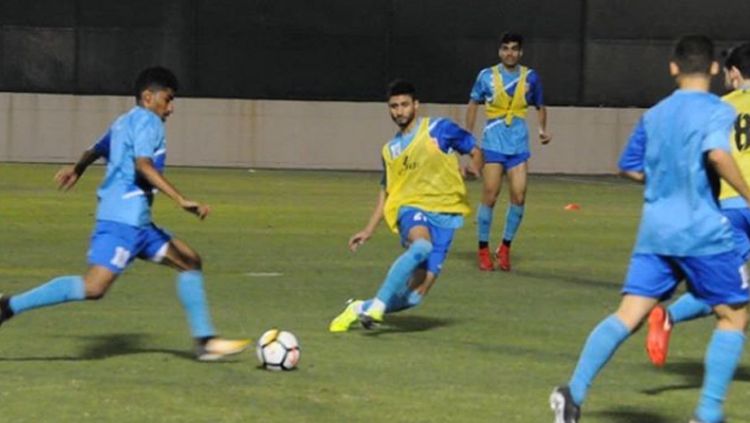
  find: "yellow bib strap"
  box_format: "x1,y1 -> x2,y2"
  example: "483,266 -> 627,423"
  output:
486,65 -> 529,125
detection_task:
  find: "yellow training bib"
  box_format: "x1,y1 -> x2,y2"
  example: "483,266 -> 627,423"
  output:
719,89 -> 750,201
485,65 -> 529,125
382,118 -> 470,233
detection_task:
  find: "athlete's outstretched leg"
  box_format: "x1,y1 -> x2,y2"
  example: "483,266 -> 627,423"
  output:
1,266 -> 118,323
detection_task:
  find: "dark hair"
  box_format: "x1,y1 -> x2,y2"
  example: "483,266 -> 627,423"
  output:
722,42 -> 750,77
134,66 -> 179,102
499,32 -> 523,48
387,79 -> 417,100
671,35 -> 715,75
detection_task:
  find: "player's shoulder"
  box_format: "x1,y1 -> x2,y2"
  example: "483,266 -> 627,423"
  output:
476,66 -> 494,80
427,116 -> 460,133
128,106 -> 163,129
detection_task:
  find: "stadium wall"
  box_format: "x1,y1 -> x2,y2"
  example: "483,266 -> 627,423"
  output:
0,92 -> 641,174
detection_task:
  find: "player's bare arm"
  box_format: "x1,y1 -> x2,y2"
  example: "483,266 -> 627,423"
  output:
349,188 -> 386,252
537,106 -> 552,144
54,147 -> 103,191
465,147 -> 483,177
708,149 -> 750,203
135,157 -> 211,220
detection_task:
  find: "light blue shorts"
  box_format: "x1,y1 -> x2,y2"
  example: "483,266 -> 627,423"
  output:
622,252 -> 749,306
398,209 -> 456,276
88,220 -> 172,274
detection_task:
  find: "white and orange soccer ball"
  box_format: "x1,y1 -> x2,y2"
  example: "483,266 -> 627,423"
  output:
256,329 -> 300,371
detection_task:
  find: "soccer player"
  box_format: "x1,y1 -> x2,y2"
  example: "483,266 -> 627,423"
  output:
646,42 -> 750,367
328,79 -> 482,332
550,36 -> 750,423
0,67 -> 250,361
466,31 -> 551,271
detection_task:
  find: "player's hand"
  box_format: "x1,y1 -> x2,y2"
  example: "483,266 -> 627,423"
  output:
348,230 -> 372,252
539,131 -> 552,145
54,166 -> 80,191
180,199 -> 211,220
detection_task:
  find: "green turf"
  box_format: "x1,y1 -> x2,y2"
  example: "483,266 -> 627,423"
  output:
0,163 -> 748,422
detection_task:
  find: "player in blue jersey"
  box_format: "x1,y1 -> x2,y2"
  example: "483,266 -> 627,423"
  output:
645,42 -> 750,367
329,80 -> 482,332
550,36 -> 750,423
0,67 -> 250,361
466,32 -> 551,272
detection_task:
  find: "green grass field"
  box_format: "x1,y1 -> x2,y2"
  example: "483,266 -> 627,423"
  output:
1,163 -> 748,422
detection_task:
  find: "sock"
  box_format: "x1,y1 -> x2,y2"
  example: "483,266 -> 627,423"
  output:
477,204 -> 494,244
374,239 -> 432,306
502,204 -> 525,242
668,293 -> 713,324
176,271 -> 216,339
695,330 -> 745,423
568,315 -> 630,406
8,275 -> 86,315
387,290 -> 424,313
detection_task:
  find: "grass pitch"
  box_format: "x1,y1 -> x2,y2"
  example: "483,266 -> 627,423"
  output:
0,163 -> 748,422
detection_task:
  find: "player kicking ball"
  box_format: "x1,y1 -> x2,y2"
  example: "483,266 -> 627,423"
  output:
551,36 -> 750,423
0,67 -> 249,361
329,79 -> 482,332
646,42 -> 750,368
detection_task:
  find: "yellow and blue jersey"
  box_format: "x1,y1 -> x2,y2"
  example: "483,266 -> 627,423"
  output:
95,106 -> 167,227
381,117 -> 475,233
718,89 -> 750,209
469,64 -> 543,155
618,90 -> 737,256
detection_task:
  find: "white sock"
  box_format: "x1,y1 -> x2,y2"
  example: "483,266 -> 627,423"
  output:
368,299 -> 386,315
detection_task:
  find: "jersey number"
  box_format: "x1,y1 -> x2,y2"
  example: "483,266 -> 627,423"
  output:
110,247 -> 131,269
734,113 -> 750,152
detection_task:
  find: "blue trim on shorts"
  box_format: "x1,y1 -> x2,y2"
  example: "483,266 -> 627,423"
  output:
397,209 -> 455,276
482,149 -> 530,170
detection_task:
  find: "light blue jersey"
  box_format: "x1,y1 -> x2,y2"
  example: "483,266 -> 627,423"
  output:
95,106 -> 167,227
619,89 -> 737,256
381,117 -> 476,229
469,65 -> 543,155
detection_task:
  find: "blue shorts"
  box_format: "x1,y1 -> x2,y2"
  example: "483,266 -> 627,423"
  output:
88,220 -> 172,274
482,150 -> 530,170
622,252 -> 749,306
397,209 -> 456,276
723,208 -> 750,261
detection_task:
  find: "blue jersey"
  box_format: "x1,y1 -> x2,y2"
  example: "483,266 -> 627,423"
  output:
382,117 -> 475,229
618,89 -> 737,256
95,106 -> 167,227
469,65 -> 544,155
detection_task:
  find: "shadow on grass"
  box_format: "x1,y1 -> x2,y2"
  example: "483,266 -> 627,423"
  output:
0,333 -> 198,362
641,362 -> 750,395
362,315 -> 455,337
588,407 -> 672,423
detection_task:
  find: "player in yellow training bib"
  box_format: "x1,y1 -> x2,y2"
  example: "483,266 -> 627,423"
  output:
466,32 -> 551,272
329,79 -> 482,332
645,42 -> 750,369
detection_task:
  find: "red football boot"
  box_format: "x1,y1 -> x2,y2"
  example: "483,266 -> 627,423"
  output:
646,305 -> 672,367
478,247 -> 494,271
496,244 -> 511,271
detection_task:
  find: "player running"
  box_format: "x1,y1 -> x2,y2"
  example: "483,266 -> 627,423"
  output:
550,36 -> 750,423
646,42 -> 750,368
465,32 -> 551,271
329,79 -> 482,332
0,67 -> 250,361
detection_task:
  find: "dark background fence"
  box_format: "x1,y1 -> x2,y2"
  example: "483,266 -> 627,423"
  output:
1,0 -> 748,107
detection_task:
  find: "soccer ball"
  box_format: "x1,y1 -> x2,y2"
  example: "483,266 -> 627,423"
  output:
256,329 -> 300,371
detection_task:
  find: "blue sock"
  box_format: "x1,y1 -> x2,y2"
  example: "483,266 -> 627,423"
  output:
502,204 -> 525,242
9,275 -> 86,315
477,204 -> 494,244
668,293 -> 713,324
374,239 -> 432,305
387,290 -> 424,313
568,315 -> 630,406
176,271 -> 216,339
695,330 -> 745,423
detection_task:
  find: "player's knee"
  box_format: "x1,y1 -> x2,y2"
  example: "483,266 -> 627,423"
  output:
84,285 -> 109,300
510,192 -> 526,205
410,239 -> 433,260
